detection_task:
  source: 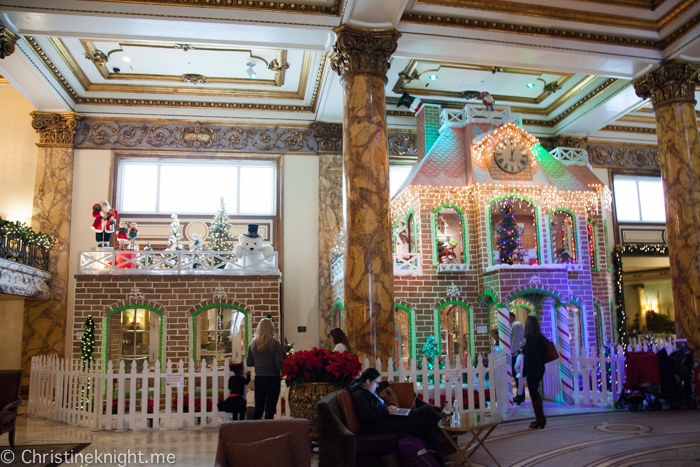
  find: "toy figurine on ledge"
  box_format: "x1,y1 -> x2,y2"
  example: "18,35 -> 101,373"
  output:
128,222 -> 139,251
117,221 -> 128,250
91,200 -> 117,249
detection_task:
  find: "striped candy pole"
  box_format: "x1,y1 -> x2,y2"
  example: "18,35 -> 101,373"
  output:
556,304 -> 575,405
496,304 -> 513,408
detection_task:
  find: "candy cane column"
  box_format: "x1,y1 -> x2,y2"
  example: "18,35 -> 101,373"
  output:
496,304 -> 513,408
556,303 -> 575,405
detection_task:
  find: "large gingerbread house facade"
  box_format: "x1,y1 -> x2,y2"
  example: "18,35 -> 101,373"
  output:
336,104 -> 615,366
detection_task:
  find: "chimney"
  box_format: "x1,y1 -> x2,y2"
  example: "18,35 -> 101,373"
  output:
415,103 -> 440,164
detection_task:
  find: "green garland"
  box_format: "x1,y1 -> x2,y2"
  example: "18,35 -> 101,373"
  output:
0,218 -> 56,250
612,243 -> 668,345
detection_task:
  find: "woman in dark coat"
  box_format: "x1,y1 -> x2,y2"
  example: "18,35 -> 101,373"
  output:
523,315 -> 547,429
348,368 -> 445,467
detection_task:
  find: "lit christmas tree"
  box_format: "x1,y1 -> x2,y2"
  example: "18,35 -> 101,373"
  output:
497,202 -> 520,265
208,197 -> 235,252
80,315 -> 95,365
167,213 -> 184,251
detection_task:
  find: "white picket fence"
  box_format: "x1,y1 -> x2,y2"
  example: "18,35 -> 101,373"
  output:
365,350 -> 510,417
29,351 -> 508,431
28,356 -> 291,431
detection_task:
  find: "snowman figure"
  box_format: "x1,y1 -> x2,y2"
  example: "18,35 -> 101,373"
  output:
233,224 -> 274,270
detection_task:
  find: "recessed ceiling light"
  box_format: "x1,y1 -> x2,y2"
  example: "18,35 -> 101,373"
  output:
526,83 -> 536,88
428,74 -> 438,81
246,62 -> 256,80
121,56 -> 132,62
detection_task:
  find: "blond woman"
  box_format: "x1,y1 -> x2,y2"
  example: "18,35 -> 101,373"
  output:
245,318 -> 284,419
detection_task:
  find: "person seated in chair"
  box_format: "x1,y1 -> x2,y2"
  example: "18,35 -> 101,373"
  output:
348,368 -> 446,467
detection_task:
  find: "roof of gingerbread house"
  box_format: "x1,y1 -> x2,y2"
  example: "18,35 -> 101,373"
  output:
394,121 -> 602,197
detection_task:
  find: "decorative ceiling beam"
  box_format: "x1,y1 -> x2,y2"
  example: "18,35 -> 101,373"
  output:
69,0 -> 343,16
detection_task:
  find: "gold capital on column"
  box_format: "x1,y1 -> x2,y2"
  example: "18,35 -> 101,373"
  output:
30,111 -> 84,148
310,121 -> 343,153
0,21 -> 19,59
633,59 -> 700,108
330,25 -> 401,84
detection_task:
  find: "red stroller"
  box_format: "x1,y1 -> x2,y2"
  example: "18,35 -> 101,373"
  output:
617,351 -> 662,411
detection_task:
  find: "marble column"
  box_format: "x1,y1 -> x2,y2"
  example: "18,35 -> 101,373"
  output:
311,122 -> 344,347
331,25 -> 400,366
634,60 -> 700,353
22,112 -> 83,386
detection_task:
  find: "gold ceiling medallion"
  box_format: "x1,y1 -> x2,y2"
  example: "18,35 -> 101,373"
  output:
182,74 -> 206,85
0,21 -> 19,59
268,59 -> 290,74
85,49 -> 109,66
543,81 -> 563,95
174,44 -> 193,52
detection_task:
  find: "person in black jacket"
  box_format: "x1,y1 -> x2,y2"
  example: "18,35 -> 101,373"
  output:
348,368 -> 445,467
523,315 -> 546,429
218,363 -> 250,420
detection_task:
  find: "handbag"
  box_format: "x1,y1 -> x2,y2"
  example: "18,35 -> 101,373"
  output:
543,338 -> 559,363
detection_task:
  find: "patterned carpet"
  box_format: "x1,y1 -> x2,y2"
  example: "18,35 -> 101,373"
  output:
0,444 -> 90,467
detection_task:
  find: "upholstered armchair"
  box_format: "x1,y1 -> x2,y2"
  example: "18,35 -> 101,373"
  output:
0,370 -> 22,449
214,419 -> 310,467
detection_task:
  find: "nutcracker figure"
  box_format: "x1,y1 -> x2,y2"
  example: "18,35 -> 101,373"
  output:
128,222 -> 139,251
91,200 -> 118,249
117,221 -> 128,250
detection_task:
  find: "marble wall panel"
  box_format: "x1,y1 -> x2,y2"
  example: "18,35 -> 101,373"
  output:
318,154 -> 343,347
22,147 -> 74,385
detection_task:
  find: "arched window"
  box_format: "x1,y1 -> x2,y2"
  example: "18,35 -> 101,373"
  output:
490,197 -> 539,265
587,222 -> 597,271
110,307 -> 162,371
393,219 -> 406,253
434,206 -> 466,265
550,210 -> 577,264
194,307 -> 248,364
438,303 -> 471,367
332,302 -> 344,331
394,305 -> 412,367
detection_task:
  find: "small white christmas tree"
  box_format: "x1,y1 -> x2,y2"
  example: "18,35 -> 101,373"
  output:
208,197 -> 235,252
167,213 -> 184,251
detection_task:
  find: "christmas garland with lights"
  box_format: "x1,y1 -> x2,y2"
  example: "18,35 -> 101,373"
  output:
612,243 -> 668,345
0,218 -> 56,250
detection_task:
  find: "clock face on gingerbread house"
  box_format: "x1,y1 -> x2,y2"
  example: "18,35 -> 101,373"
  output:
494,138 -> 529,174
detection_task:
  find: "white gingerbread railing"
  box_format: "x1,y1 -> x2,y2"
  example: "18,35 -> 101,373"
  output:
439,108 -> 465,133
465,105 -> 512,123
77,250 -> 279,275
393,252 -> 423,277
550,147 -> 589,166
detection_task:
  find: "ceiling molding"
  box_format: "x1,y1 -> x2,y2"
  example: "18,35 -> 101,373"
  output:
600,124 -> 657,133
73,0 -> 343,16
25,35 -> 329,112
414,0 -> 698,32
561,0 -> 667,9
400,10 -> 700,50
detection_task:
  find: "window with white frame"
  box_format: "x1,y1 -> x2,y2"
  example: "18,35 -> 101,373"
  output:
613,175 -> 666,223
118,159 -> 276,215
196,307 -> 248,365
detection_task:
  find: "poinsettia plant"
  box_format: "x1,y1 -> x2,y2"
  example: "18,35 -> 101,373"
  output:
282,348 -> 361,387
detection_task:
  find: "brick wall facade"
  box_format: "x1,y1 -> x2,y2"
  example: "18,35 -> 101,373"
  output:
72,274 -> 281,367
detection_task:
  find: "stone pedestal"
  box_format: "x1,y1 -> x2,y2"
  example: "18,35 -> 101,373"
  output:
331,25 -> 400,366
22,112 -> 82,386
634,60 -> 700,353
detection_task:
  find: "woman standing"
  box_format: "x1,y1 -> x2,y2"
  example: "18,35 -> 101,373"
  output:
328,327 -> 352,353
523,316 -> 546,428
246,318 -> 284,420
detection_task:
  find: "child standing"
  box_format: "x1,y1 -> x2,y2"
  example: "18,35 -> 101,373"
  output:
245,380 -> 255,420
217,364 -> 250,420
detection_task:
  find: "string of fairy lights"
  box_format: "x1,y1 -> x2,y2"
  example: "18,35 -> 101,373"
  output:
391,184 -> 611,222
471,122 -> 540,163
0,218 -> 56,250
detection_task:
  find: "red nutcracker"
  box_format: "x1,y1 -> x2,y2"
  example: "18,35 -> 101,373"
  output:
91,200 -> 118,249
117,221 -> 128,250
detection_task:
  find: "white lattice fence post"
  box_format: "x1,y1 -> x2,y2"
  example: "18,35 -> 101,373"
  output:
556,304 -> 575,405
496,304 -> 513,409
